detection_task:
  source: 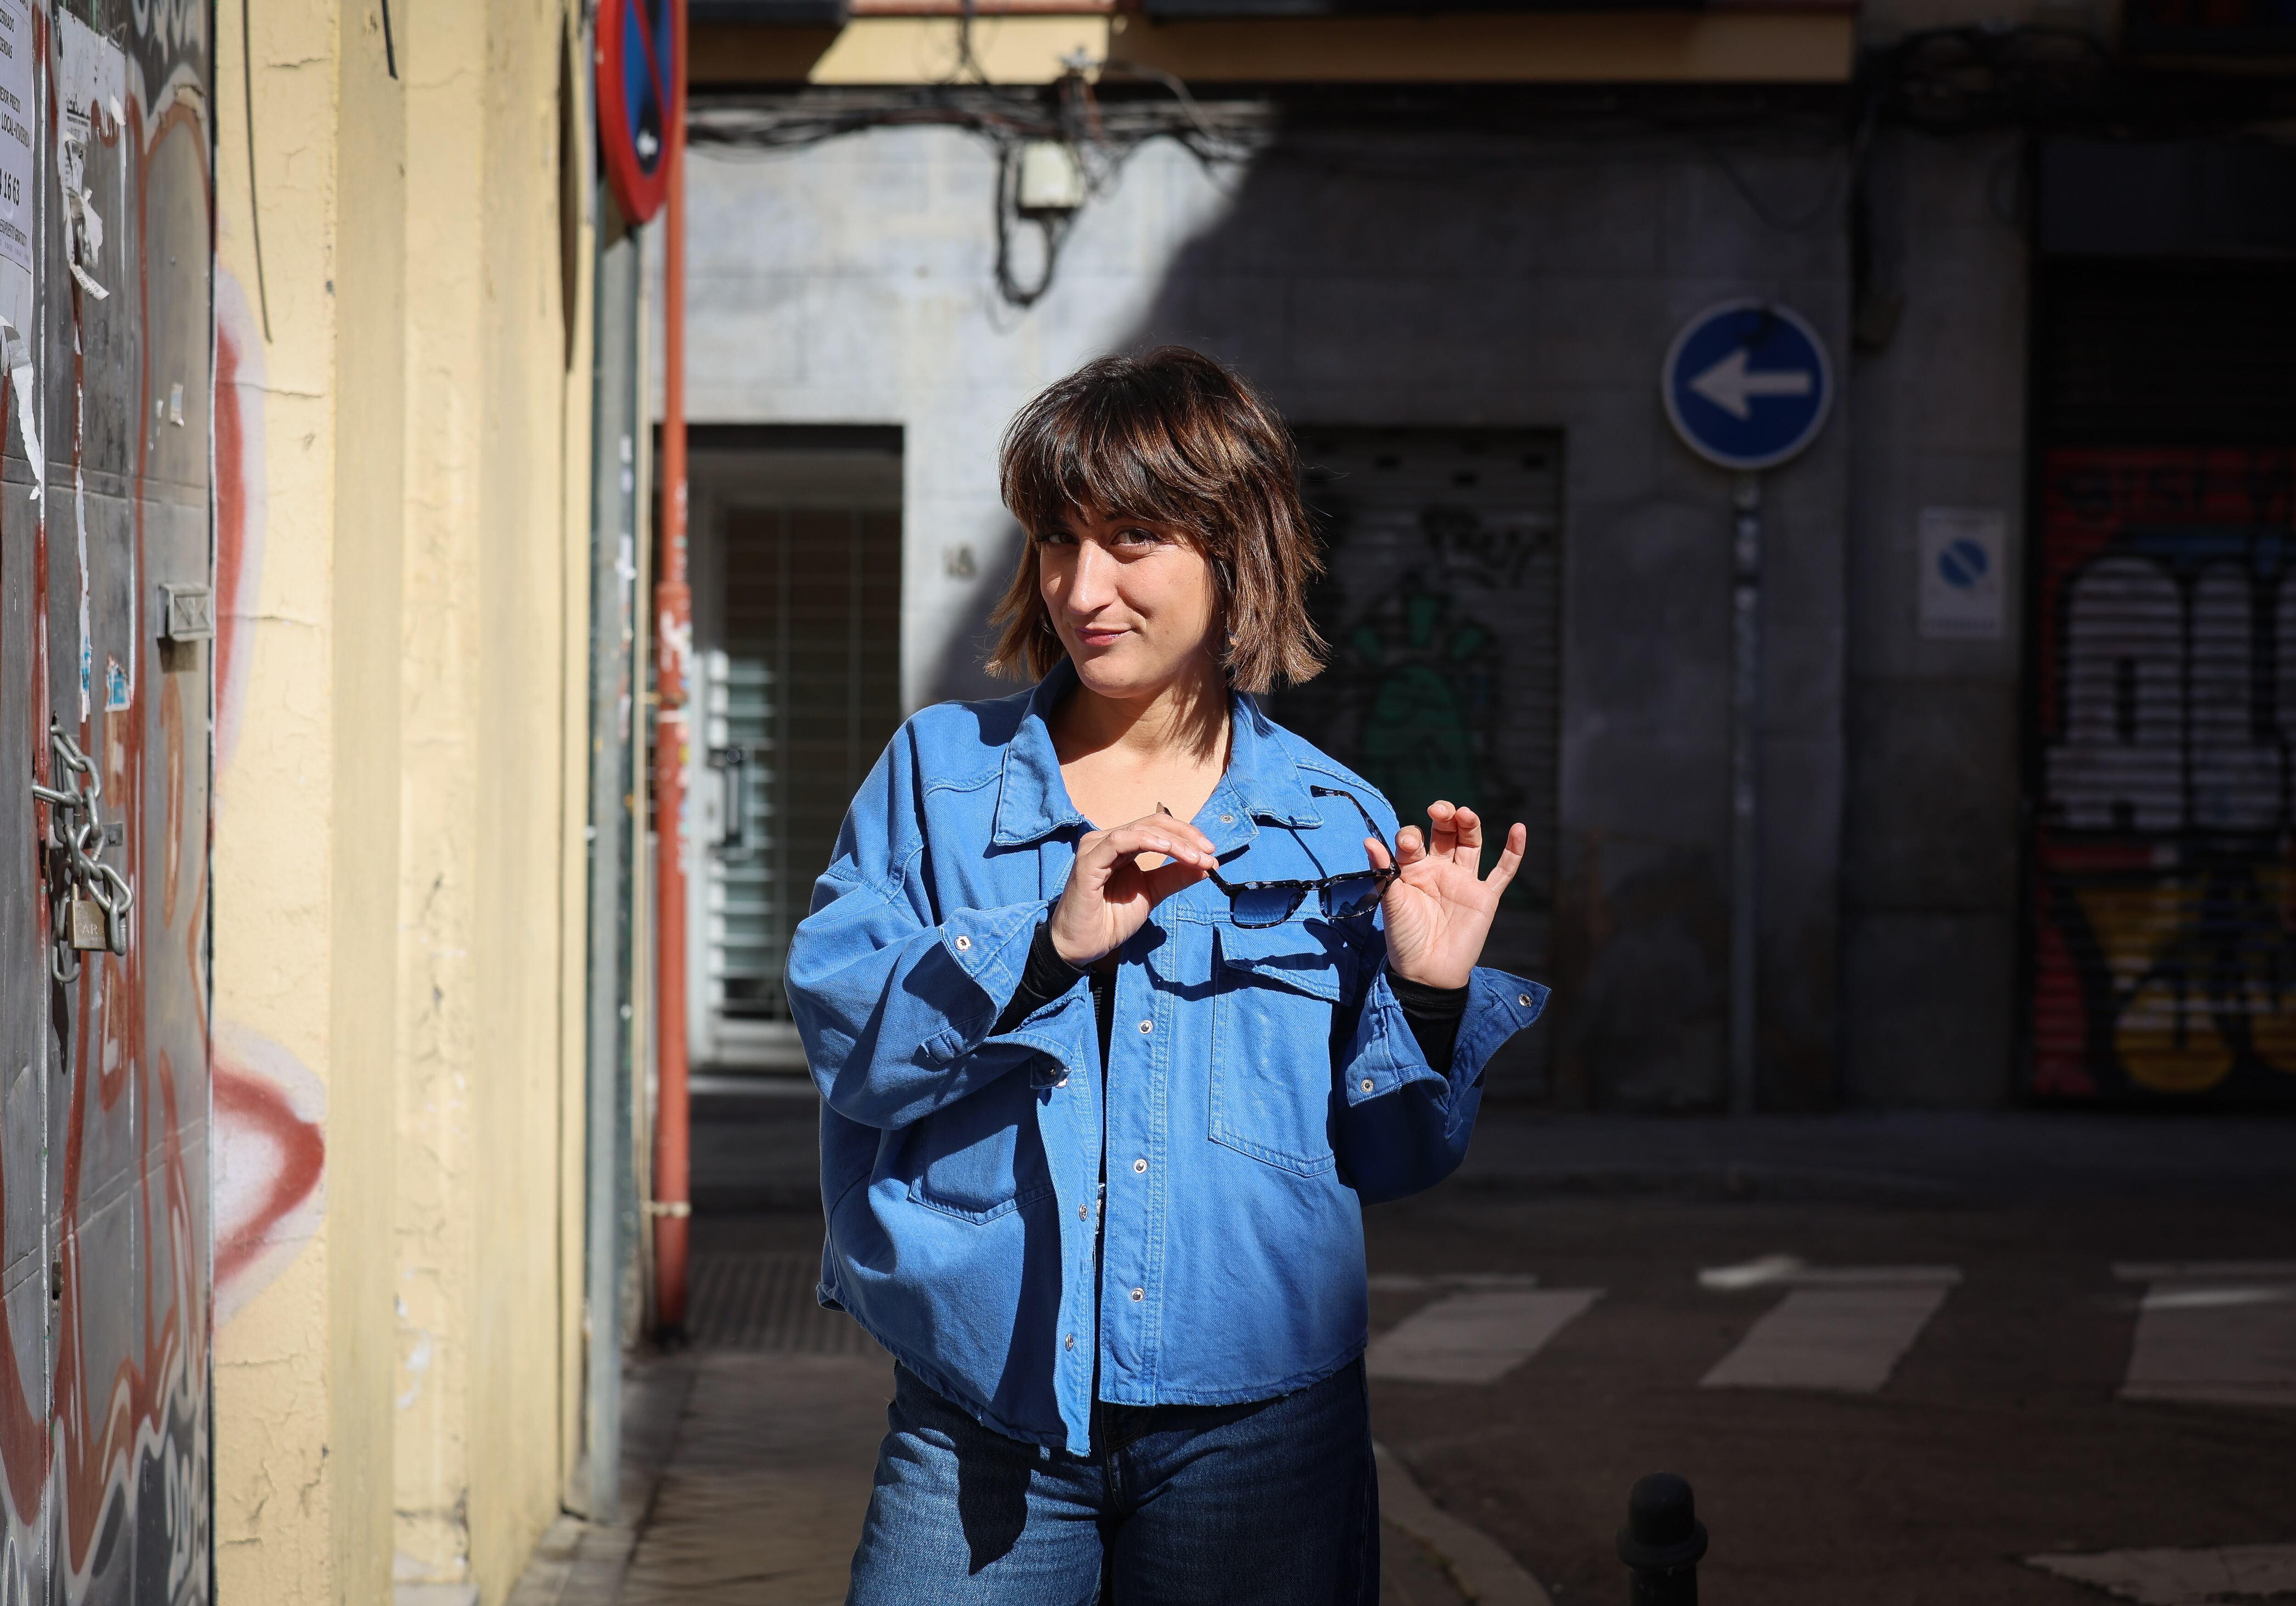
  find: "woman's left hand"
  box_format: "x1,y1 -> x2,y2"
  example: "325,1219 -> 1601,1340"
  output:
1367,802 -> 1525,991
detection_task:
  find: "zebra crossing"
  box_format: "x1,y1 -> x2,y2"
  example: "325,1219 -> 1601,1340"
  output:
1366,1257 -> 2296,1404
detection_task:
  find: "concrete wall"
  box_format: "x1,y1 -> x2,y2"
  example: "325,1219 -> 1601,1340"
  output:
212,0 -> 594,1599
673,115 -> 1851,1108
1839,130 -> 2029,1106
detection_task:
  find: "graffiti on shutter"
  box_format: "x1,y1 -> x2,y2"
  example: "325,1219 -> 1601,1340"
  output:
2032,448 -> 2296,1101
0,4 -> 214,1600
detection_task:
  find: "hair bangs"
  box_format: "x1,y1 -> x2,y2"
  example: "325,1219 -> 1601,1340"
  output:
989,348 -> 1326,695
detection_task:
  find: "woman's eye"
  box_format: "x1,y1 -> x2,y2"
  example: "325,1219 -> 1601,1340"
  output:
1112,527 -> 1168,549
1035,528 -> 1075,546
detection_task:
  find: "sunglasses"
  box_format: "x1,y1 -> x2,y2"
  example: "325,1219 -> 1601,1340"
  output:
1170,786 -> 1398,929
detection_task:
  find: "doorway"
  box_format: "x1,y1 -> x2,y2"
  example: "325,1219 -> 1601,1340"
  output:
686,427 -> 903,1078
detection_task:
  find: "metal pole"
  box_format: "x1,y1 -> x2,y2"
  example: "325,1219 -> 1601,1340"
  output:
580,190 -> 641,1522
1728,473 -> 1761,1116
1616,1473 -> 1708,1605
652,0 -> 693,1336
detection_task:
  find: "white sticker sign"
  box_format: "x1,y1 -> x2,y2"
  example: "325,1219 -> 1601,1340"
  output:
1918,507 -> 2008,640
0,0 -> 31,274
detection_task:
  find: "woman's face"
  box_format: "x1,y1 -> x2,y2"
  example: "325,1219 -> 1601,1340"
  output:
1036,508 -> 1221,703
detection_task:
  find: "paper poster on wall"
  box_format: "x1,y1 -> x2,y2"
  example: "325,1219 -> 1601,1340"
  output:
1919,507 -> 2008,640
0,0 -> 31,275
57,11 -> 124,301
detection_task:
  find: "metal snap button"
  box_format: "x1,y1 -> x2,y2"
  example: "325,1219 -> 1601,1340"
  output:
1519,992 -> 1533,1006
1220,814 -> 1233,824
1137,1019 -> 1153,1034
1133,1157 -> 1147,1174
1066,1333 -> 1075,1350
1360,1078 -> 1375,1093
1078,1202 -> 1090,1220
1130,1287 -> 1145,1302
954,934 -> 971,951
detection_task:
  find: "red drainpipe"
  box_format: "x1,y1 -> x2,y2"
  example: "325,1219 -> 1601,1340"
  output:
653,0 -> 693,1337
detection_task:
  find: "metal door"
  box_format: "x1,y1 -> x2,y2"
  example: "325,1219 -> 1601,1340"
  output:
0,3 -> 212,1600
1272,428 -> 1563,1101
2030,449 -> 2296,1102
2026,259 -> 2296,1103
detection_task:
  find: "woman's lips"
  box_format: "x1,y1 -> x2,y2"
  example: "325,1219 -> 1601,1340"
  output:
1075,625 -> 1127,647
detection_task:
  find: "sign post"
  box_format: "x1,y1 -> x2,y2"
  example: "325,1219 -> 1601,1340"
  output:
1661,302 -> 1833,1115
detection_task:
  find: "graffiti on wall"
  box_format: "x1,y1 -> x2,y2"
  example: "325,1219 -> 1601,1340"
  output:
1274,434 -> 1557,905
0,6 -> 218,1601
1261,432 -> 1563,1091
2033,447 -> 2296,1101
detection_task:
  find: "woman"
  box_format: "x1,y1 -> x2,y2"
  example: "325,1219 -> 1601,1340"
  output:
788,347 -> 1546,1604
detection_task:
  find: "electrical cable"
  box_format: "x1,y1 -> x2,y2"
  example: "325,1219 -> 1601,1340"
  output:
241,0 -> 271,342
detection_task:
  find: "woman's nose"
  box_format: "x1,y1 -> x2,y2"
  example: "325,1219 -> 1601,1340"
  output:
1068,540 -> 1118,612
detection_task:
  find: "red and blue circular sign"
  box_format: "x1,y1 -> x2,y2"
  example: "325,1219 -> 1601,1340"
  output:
597,0 -> 680,225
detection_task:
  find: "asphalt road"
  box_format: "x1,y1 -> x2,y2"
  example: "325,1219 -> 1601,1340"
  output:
1362,1175 -> 2296,1606
669,1095 -> 2296,1606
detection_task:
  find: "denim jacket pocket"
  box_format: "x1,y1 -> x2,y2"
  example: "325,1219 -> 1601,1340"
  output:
1208,922 -> 1346,1176
899,1074 -> 1057,1223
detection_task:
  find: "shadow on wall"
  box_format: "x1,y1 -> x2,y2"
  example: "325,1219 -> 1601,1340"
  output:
929,522 -> 1029,708
921,118 -> 1852,1110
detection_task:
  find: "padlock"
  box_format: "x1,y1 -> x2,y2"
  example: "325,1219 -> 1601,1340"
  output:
67,895 -> 107,951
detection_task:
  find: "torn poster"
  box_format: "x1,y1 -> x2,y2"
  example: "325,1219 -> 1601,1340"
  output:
58,13 -> 124,302
0,312 -> 40,501
0,0 -> 28,275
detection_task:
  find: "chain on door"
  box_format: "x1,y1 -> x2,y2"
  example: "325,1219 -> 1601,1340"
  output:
0,4 -> 214,1600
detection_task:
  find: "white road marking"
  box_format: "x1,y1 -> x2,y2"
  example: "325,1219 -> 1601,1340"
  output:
1699,1255 -> 1963,1292
1367,1288 -> 1603,1385
1369,1273 -> 1542,1294
2114,1263 -> 2296,1409
2026,1544 -> 2296,1606
1700,1266 -> 1958,1393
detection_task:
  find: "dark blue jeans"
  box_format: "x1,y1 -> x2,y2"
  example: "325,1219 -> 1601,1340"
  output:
847,1359 -> 1380,1605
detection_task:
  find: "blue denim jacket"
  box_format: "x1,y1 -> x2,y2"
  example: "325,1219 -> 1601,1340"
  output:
787,662 -> 1548,1454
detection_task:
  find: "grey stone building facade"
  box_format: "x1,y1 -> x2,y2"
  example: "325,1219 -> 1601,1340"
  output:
665,3 -> 2296,1110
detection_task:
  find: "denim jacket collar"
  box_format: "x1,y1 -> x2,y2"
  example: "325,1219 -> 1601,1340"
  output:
989,659 -> 1325,852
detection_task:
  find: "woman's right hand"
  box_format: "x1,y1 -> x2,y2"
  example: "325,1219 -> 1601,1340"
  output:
1047,814 -> 1218,967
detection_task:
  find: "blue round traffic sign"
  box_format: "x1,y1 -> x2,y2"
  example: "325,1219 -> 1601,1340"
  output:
1661,301 -> 1833,472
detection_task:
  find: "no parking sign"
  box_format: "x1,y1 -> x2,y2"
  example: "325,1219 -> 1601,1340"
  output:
597,0 -> 679,225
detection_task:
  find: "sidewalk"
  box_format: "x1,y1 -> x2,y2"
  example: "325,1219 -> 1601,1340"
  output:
506,1342 -> 1542,1606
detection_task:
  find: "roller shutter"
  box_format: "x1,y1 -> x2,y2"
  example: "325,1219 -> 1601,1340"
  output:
2028,260 -> 2296,1102
1274,428 -> 1562,1100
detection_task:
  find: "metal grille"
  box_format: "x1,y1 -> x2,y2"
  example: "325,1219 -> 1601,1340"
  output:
705,488 -> 901,1025
686,1252 -> 885,1354
1271,428 -> 1563,1098
2029,447 -> 2296,1103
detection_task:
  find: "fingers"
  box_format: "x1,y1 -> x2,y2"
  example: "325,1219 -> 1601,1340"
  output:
1393,825 -> 1426,867
1140,858 -> 1211,906
1364,836 -> 1394,871
1449,805 -> 1484,864
1079,819 -> 1219,873
1485,822 -> 1527,889
1424,799 -> 1458,861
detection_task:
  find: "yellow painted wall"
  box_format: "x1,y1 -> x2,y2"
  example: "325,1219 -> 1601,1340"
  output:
692,8 -> 1857,84
213,0 -> 593,1600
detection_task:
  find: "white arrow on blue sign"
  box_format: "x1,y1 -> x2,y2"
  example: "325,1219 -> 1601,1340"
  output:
1661,301 -> 1834,472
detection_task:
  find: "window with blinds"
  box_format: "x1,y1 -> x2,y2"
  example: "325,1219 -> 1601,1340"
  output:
688,434 -> 902,1070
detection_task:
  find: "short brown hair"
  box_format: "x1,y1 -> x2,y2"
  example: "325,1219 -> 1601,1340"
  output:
988,347 -> 1325,695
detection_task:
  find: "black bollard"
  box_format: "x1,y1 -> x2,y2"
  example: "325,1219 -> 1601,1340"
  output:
1616,1473 -> 1708,1606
